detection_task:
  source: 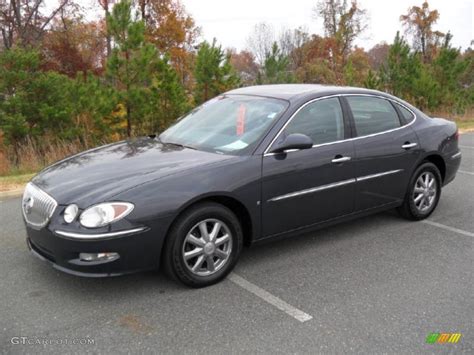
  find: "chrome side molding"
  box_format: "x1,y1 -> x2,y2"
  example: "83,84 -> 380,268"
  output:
268,179 -> 356,202
356,169 -> 403,182
451,151 -> 461,159
268,169 -> 404,202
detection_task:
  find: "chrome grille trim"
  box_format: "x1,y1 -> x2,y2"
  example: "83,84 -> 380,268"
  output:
22,182 -> 58,229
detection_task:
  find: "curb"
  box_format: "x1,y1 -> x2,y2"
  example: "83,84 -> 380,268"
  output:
0,188 -> 24,199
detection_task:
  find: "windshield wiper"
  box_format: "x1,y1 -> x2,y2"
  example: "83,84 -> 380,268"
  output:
162,141 -> 197,150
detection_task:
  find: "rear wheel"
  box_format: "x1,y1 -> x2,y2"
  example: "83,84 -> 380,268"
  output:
397,162 -> 441,220
162,202 -> 243,287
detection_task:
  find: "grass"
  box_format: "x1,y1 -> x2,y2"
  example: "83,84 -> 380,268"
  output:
454,118 -> 474,132
0,173 -> 35,192
431,109 -> 474,133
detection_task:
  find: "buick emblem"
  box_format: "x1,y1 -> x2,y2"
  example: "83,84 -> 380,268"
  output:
23,196 -> 34,214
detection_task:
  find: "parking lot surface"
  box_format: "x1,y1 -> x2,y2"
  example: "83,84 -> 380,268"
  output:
1,133 -> 473,354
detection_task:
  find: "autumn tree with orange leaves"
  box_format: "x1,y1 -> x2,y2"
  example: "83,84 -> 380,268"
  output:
313,0 -> 368,71
400,1 -> 445,63
42,18 -> 107,77
137,0 -> 200,88
229,49 -> 259,85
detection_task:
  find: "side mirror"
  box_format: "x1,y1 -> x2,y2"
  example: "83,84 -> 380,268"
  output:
269,133 -> 313,153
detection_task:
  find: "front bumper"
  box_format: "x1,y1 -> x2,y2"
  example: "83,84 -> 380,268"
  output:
25,222 -> 167,277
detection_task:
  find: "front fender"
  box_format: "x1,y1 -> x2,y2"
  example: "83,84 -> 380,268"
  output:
113,155 -> 263,242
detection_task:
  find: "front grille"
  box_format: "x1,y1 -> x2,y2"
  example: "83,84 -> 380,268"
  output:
22,183 -> 58,228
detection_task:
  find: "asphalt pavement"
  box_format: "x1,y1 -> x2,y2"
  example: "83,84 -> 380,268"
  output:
1,133 -> 473,354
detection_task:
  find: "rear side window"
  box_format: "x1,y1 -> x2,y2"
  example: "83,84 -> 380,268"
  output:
346,96 -> 400,136
284,97 -> 344,145
396,103 -> 415,124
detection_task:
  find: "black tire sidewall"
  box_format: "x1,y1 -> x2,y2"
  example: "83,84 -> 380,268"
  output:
166,203 -> 243,287
406,162 -> 442,219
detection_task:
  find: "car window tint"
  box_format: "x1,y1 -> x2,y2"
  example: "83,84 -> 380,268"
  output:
284,98 -> 344,145
346,96 -> 401,136
396,103 -> 415,124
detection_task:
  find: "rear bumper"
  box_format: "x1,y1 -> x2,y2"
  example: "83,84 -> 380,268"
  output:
25,221 -> 168,277
443,151 -> 462,186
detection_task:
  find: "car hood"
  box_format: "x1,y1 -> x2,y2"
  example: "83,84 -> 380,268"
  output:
32,137 -> 233,206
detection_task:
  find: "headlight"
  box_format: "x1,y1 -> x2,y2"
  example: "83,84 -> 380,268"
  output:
79,202 -> 134,228
64,204 -> 78,223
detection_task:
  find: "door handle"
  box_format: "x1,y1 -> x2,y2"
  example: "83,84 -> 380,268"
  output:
402,142 -> 418,149
332,156 -> 351,163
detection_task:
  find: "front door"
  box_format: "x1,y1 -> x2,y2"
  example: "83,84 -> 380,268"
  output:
261,97 -> 356,237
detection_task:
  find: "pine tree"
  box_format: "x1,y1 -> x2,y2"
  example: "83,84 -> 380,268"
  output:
259,42 -> 294,84
193,39 -> 240,105
106,0 -> 159,137
343,59 -> 355,86
363,69 -> 381,89
380,32 -> 439,110
151,55 -> 188,131
431,33 -> 469,112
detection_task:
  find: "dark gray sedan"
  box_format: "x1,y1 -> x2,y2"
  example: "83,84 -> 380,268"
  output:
22,85 -> 461,287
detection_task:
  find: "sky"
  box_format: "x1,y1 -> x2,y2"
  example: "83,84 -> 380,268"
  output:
71,0 -> 473,51
180,0 -> 473,51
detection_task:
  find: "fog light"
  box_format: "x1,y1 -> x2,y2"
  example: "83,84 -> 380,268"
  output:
79,252 -> 119,262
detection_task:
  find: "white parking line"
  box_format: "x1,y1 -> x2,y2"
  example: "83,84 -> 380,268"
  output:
460,145 -> 474,150
422,220 -> 474,238
228,273 -> 313,323
459,170 -> 474,176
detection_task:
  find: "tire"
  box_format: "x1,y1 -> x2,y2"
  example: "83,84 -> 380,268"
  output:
397,162 -> 442,220
162,202 -> 243,288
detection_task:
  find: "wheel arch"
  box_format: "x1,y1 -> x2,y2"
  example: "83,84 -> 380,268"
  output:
420,153 -> 446,183
166,193 -> 254,248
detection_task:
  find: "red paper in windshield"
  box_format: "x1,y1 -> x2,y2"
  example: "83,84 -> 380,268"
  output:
236,104 -> 246,136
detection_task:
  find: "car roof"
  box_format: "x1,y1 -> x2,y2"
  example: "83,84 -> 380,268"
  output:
226,84 -> 389,102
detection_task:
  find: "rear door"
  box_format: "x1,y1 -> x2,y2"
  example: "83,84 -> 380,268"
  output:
343,95 -> 421,211
261,97 -> 356,237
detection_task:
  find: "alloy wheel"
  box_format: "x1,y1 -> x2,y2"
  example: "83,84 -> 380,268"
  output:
182,219 -> 233,276
413,171 -> 437,212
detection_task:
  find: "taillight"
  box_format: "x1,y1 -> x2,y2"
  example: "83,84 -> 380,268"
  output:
454,129 -> 459,140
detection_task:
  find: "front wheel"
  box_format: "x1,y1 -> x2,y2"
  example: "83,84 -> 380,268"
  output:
397,162 -> 442,220
162,202 -> 243,287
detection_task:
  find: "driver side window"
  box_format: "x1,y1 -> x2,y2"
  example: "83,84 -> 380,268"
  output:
284,98 -> 345,145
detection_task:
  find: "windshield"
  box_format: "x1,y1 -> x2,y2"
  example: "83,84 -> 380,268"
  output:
159,95 -> 288,155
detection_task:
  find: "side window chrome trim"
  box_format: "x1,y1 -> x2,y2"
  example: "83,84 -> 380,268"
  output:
263,93 -> 417,157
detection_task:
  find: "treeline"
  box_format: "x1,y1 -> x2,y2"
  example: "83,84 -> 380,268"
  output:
0,0 -> 472,174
